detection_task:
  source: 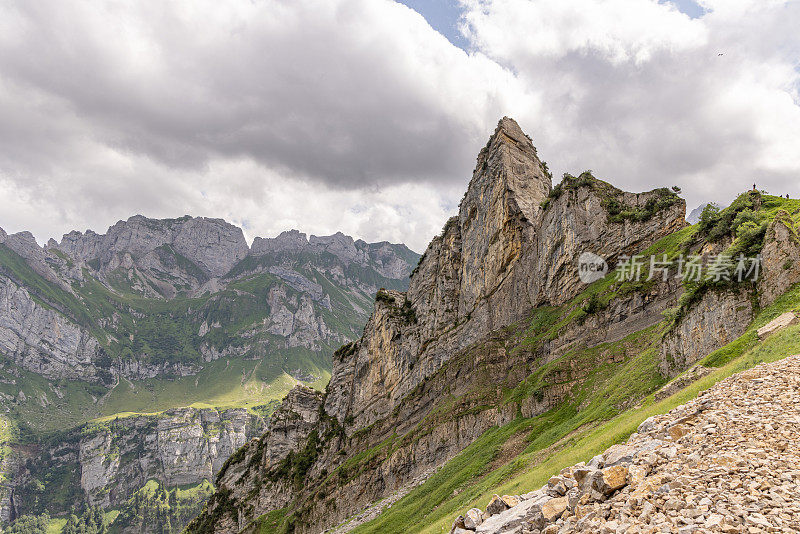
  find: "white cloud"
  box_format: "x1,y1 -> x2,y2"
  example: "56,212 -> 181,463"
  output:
461,0 -> 800,210
462,0 -> 707,64
0,0 -> 799,251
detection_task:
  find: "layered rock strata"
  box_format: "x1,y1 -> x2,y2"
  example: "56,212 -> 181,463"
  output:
188,118 -> 690,534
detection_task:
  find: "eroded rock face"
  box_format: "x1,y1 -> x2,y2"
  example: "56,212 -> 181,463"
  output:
759,211 -> 800,308
15,407 -> 264,512
658,210 -> 800,378
659,288 -> 753,376
194,386 -> 323,532
326,118 -> 686,429
531,186 -> 685,307
191,118 -> 692,534
0,277 -> 103,382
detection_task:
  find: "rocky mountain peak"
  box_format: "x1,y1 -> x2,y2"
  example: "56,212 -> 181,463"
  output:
250,229 -> 310,255
325,118 -> 685,430
309,231 -> 359,261
54,214 -> 249,278
456,117 -> 552,312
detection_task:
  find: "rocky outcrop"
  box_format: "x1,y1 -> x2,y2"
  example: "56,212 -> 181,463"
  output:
55,215 -> 249,279
659,288 -> 753,376
757,311 -> 797,339
659,209 -> 800,377
189,118 -> 691,534
190,386 -> 323,533
759,211 -> 800,308
455,354 -> 800,533
531,184 -> 685,307
325,118 -> 685,431
14,407 -> 264,514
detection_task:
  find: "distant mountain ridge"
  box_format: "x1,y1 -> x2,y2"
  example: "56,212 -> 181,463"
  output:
0,217 -> 417,385
0,217 -> 419,530
34,215 -> 418,299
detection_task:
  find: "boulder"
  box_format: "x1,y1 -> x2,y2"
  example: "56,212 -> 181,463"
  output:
464,508 -> 484,529
541,496 -> 568,522
450,515 -> 467,533
486,494 -> 509,515
602,444 -> 637,467
757,312 -> 797,340
591,465 -> 628,495
476,496 -> 544,533
501,495 -> 520,508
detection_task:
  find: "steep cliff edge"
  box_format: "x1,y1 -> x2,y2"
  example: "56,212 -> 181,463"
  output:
187,118 -> 695,534
6,407 -> 263,529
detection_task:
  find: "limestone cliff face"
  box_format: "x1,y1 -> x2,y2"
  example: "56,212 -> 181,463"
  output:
659,209 -> 800,377
12,407 -> 264,516
659,288 -> 753,376
190,118 -> 691,534
325,119 -> 685,431
531,185 -> 685,307
192,386 -> 323,533
0,276 -> 104,382
759,211 -> 800,308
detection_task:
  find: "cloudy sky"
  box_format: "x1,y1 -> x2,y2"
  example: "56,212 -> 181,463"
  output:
1,0 -> 799,252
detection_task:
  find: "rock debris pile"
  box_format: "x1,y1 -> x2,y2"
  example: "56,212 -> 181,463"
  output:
452,355 -> 800,533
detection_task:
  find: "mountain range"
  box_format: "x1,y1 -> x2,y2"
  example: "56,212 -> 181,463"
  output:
0,218 -> 418,531
185,118 -> 800,534
4,117 -> 800,534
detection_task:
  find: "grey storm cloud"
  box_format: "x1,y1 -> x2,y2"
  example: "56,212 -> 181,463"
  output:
0,0 -> 799,252
0,1 -> 486,188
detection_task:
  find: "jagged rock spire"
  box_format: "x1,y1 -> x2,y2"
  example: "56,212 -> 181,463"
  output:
456,117 -> 551,315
